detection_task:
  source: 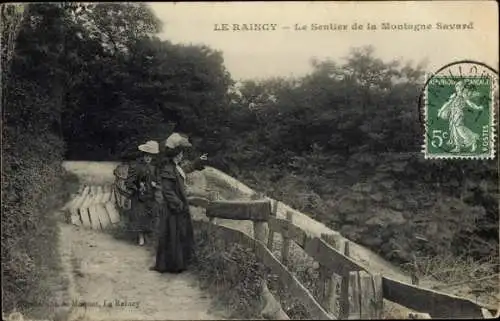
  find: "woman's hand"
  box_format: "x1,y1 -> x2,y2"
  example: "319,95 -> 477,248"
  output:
154,189 -> 163,203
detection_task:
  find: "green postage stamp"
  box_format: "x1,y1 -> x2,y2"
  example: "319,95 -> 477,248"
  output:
424,75 -> 496,159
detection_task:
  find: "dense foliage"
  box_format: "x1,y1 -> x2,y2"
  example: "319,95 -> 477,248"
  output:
1,3 -> 78,313
2,2 -> 498,314
220,47 -> 498,266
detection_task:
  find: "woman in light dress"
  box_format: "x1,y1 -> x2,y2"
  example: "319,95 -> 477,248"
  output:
437,80 -> 483,153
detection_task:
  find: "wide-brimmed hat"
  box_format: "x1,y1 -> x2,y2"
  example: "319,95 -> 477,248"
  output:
138,140 -> 159,154
165,132 -> 192,150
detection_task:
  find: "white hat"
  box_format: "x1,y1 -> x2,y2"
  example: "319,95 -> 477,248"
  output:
165,133 -> 192,149
138,140 -> 159,154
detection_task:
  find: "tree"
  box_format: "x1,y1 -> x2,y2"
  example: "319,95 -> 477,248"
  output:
72,3 -> 162,55
2,3 -> 73,313
1,3 -> 28,118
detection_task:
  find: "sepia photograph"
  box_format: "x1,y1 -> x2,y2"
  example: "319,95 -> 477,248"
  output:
1,1 -> 499,320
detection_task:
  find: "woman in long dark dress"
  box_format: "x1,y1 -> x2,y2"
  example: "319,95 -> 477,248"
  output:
125,140 -> 160,246
151,133 -> 207,273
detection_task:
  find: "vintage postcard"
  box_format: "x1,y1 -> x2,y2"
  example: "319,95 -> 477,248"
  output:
1,1 -> 498,321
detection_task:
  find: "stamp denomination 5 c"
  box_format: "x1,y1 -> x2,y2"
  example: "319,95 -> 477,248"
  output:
423,68 -> 497,159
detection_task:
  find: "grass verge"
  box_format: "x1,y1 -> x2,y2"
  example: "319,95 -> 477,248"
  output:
2,168 -> 80,320
407,254 -> 500,306
191,222 -> 267,319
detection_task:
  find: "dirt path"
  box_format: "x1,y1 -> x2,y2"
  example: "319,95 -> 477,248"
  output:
63,223 -> 228,321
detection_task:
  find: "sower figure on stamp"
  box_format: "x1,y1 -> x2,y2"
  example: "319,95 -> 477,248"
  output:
125,140 -> 160,246
151,133 -> 208,273
437,80 -> 483,153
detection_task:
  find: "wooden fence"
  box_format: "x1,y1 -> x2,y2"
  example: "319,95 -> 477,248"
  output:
62,176 -> 498,319
191,197 -> 498,320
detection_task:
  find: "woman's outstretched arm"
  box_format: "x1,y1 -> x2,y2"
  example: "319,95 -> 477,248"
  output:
180,158 -> 206,174
465,98 -> 483,110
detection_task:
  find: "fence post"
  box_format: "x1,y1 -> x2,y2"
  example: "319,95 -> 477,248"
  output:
251,192 -> 265,238
318,234 -> 337,313
253,221 -> 268,245
281,211 -> 293,266
317,234 -> 331,306
316,264 -> 328,307
253,200 -> 289,320
318,234 -> 349,319
252,196 -> 269,243
337,239 -> 351,319
267,200 -> 279,251
348,271 -> 383,319
207,191 -> 219,225
348,271 -> 361,320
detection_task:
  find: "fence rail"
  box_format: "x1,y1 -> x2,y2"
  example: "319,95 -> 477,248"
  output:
196,197 -> 498,320
195,220 -> 332,319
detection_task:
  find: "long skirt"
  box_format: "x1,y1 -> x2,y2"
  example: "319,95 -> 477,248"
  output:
154,206 -> 195,273
127,197 -> 157,234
